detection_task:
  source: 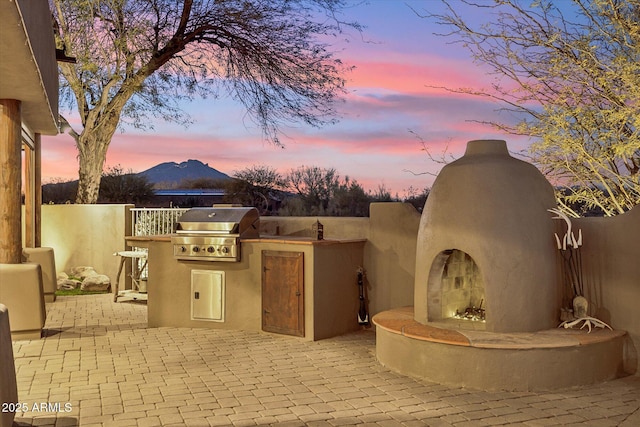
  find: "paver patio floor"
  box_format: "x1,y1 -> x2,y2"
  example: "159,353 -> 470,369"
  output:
10,294 -> 640,426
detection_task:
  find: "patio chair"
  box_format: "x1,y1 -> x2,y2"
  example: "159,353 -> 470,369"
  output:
0,263 -> 46,340
0,304 -> 18,427
23,247 -> 57,302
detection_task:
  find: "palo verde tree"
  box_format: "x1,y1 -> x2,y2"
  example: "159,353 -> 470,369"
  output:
425,0 -> 640,216
52,0 -> 358,203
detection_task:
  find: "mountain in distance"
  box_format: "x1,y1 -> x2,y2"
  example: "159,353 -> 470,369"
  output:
138,159 -> 231,188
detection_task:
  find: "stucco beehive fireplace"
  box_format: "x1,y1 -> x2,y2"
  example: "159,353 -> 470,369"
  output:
414,140 -> 559,332
373,140 -> 627,390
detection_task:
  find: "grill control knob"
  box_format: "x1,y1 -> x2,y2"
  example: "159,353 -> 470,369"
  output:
180,246 -> 187,252
193,246 -> 200,253
221,247 -> 229,254
207,246 -> 215,253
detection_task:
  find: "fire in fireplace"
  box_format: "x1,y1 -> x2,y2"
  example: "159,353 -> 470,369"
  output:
437,249 -> 485,322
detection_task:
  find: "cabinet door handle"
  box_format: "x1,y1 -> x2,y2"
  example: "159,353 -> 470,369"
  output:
264,309 -> 271,314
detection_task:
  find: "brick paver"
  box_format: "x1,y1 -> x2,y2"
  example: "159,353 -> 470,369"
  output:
10,294 -> 640,426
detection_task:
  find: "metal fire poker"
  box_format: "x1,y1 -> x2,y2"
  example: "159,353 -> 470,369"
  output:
357,267 -> 369,325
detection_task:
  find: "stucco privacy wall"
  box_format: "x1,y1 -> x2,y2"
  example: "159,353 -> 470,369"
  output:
37,204 -> 133,283
573,205 -> 640,375
260,203 -> 421,315
365,203 -> 421,315
32,202 -> 638,373
260,216 -> 369,239
34,204 -> 414,316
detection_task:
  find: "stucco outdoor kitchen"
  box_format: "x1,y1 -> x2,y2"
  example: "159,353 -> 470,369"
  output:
2,4 -> 639,425
12,139 -> 636,392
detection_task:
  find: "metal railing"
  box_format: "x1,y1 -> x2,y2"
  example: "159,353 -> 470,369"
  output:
128,208 -> 188,281
131,207 -> 189,237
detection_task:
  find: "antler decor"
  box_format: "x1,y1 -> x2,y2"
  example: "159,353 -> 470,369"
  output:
548,208 -> 612,333
548,208 -> 584,298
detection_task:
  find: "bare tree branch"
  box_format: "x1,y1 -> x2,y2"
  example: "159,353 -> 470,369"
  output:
51,0 -> 359,203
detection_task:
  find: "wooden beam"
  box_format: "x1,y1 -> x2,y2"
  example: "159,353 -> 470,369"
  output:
0,99 -> 22,263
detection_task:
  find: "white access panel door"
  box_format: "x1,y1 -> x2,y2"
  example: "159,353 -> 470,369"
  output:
191,270 -> 225,322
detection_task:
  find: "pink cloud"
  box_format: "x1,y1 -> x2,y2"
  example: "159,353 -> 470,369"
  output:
38,5 -> 532,197
346,53 -> 495,95
42,107 -> 522,195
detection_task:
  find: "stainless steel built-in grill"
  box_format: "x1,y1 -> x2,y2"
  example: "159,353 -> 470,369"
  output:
172,206 -> 259,262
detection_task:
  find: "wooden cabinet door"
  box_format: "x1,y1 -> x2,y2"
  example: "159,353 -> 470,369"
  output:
262,251 -> 304,337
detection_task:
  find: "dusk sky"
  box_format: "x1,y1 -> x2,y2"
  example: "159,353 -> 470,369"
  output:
41,0 -> 533,197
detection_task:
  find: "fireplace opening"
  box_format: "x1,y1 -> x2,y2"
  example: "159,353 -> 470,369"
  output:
427,249 -> 486,328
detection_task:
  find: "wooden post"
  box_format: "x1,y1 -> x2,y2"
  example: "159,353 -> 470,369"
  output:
34,133 -> 42,247
0,99 -> 22,264
23,134 -> 42,248
24,138 -> 34,248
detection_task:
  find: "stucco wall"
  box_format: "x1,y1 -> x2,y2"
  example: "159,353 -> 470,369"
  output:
32,203 -> 637,373
260,216 -> 369,240
365,203 -> 421,315
261,203 -> 421,317
38,204 -> 133,282
574,206 -> 640,375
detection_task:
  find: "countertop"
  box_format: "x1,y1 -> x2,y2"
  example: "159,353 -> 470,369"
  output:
125,235 -> 366,246
242,236 -> 366,245
126,235 -> 172,243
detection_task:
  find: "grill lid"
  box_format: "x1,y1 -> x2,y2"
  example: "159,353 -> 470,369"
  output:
175,206 -> 259,236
